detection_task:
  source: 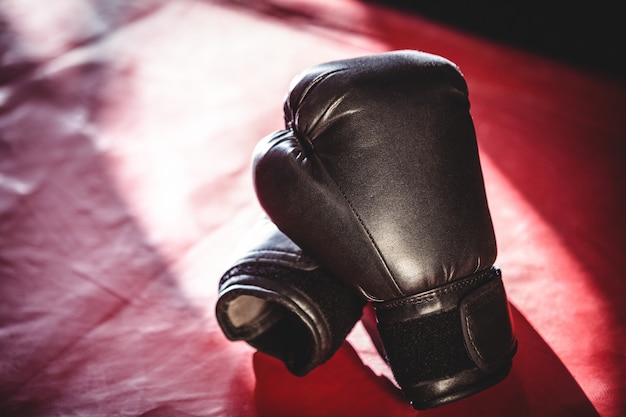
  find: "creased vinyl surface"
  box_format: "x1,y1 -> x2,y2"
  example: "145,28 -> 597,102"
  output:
1,1 -> 624,416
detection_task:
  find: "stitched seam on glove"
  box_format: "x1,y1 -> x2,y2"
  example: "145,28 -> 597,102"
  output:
377,268 -> 495,310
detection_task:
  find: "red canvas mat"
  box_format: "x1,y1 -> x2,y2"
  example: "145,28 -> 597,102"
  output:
1,1 -> 624,416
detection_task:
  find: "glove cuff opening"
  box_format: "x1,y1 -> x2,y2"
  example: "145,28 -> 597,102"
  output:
216,262 -> 365,376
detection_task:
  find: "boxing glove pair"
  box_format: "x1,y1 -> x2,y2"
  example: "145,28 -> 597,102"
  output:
216,50 -> 517,409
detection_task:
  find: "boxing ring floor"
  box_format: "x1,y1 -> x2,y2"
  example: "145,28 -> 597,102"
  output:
1,1 -> 624,416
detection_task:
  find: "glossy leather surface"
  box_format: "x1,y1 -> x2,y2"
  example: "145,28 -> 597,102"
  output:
253,50 -> 516,406
254,50 -> 497,301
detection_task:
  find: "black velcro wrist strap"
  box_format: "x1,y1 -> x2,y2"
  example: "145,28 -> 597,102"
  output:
373,267 -> 517,409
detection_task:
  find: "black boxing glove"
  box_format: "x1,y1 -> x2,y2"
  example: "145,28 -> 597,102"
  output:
216,217 -> 366,376
252,50 -> 517,408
